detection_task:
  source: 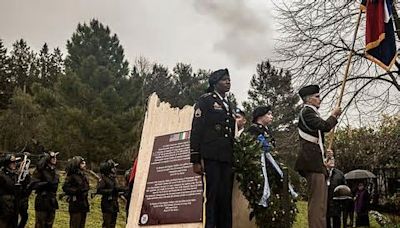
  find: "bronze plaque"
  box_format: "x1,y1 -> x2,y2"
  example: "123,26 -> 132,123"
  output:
139,131 -> 203,225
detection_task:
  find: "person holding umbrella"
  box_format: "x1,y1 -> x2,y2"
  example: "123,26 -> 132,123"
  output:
344,169 -> 376,227
354,182 -> 370,227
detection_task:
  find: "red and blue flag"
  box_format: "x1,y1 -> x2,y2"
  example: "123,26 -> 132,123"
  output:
361,0 -> 398,70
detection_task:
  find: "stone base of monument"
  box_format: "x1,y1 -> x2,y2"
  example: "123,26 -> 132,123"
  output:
232,179 -> 257,228
126,94 -> 256,228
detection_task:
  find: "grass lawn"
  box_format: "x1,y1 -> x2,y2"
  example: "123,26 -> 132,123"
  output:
293,201 -> 398,228
26,172 -> 126,228
24,173 -> 396,228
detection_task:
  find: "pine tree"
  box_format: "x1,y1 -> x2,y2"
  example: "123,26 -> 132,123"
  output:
0,89 -> 41,152
142,64 -> 176,104
170,63 -> 209,108
244,60 -> 299,130
8,39 -> 38,94
0,39 -> 11,109
36,44 -> 64,88
39,19 -> 138,164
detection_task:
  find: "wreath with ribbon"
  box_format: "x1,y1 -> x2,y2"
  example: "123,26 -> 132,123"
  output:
233,133 -> 298,228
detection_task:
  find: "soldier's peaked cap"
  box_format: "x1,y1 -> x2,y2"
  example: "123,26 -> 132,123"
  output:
299,84 -> 320,98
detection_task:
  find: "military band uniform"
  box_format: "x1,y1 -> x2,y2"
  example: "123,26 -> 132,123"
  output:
97,160 -> 123,228
33,155 -> 59,228
190,91 -> 235,228
63,158 -> 90,228
97,174 -> 120,228
0,162 -> 18,228
17,172 -> 32,228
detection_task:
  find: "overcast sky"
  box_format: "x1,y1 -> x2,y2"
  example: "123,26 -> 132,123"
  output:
0,0 -> 277,104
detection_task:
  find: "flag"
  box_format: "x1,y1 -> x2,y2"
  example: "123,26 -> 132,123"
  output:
169,131 -> 190,142
128,158 -> 138,184
362,0 -> 398,70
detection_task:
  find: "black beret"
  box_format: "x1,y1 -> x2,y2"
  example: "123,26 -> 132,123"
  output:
252,106 -> 271,123
299,85 -> 320,98
207,68 -> 229,92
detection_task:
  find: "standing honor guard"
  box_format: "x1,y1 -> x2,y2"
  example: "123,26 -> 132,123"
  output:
295,85 -> 341,228
97,159 -> 125,228
248,106 -> 298,207
190,68 -> 236,228
0,154 -> 20,228
33,151 -> 60,228
63,156 -> 90,228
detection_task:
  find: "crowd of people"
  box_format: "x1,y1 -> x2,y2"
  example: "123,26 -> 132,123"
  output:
0,68 -> 374,228
190,68 -> 372,228
0,151 -> 135,228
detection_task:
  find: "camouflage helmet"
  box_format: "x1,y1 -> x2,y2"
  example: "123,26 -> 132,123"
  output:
333,185 -> 352,200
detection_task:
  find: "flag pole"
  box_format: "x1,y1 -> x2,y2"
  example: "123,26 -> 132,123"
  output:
327,9 -> 363,151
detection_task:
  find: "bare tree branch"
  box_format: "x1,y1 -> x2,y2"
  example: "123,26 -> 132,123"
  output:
273,0 -> 400,124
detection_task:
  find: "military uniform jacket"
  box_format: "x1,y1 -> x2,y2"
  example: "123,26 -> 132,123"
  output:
63,171 -> 90,213
294,105 -> 337,176
0,168 -> 18,218
190,92 -> 236,164
247,123 -> 276,150
97,174 -> 119,213
33,165 -> 59,211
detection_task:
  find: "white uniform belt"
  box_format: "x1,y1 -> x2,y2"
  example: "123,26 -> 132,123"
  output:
298,128 -> 319,144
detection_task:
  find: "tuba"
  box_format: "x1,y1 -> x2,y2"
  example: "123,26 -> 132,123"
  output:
16,152 -> 31,185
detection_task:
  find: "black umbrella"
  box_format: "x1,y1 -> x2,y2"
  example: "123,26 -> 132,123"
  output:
344,169 -> 376,180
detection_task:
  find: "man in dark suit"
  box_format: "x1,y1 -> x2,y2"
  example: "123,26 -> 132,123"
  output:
326,157 -> 346,228
294,85 -> 341,228
190,68 -> 235,228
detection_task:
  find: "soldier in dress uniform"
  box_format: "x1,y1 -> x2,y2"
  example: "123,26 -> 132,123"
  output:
97,159 -> 125,228
294,85 -> 341,228
234,108 -> 247,138
32,151 -> 60,228
63,156 -> 90,228
0,154 -> 20,228
190,68 -> 236,228
247,106 -> 275,146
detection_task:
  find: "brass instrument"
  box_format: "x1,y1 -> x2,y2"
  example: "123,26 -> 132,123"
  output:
16,152 -> 31,185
